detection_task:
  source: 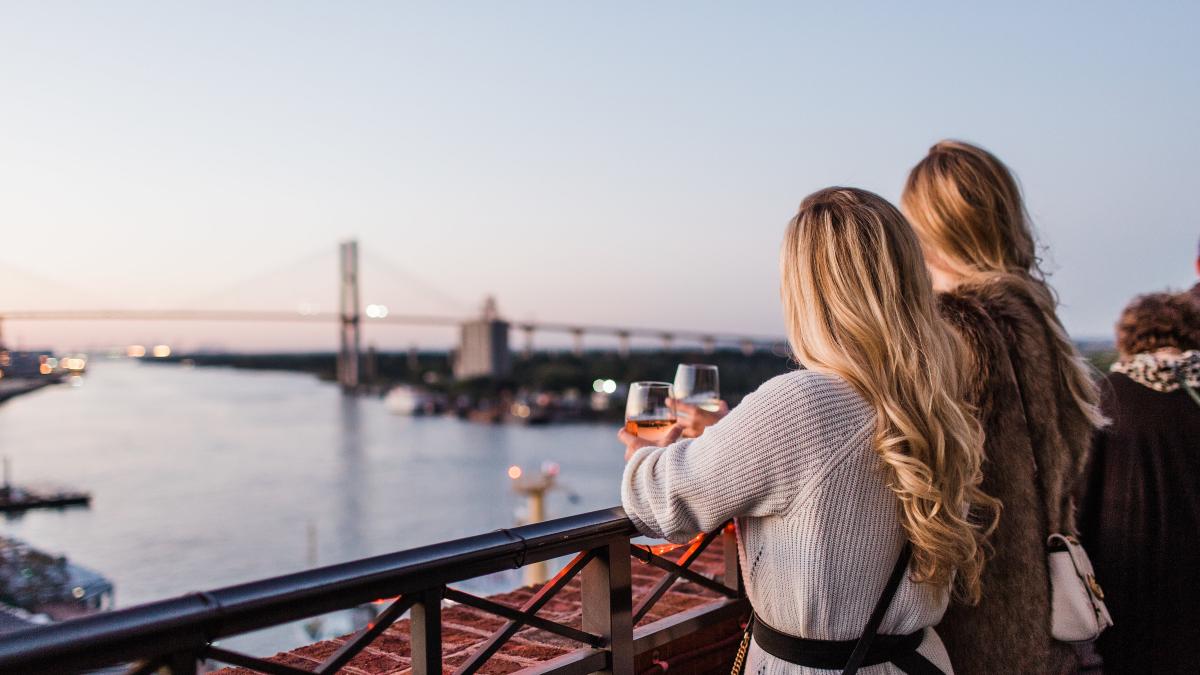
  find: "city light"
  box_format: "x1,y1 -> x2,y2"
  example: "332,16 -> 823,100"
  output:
507,465 -> 522,480
127,345 -> 146,358
592,379 -> 605,393
365,304 -> 389,319
603,379 -> 617,394
152,345 -> 172,358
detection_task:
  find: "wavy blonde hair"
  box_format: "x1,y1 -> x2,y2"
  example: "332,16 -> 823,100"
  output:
781,187 -> 999,603
901,139 -> 1105,429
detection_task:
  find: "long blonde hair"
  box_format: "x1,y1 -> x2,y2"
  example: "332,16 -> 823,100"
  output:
901,140 -> 1105,429
781,187 -> 998,603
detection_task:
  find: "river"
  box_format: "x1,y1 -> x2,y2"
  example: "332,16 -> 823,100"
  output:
0,359 -> 626,656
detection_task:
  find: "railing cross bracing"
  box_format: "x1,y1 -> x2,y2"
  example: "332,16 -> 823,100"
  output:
0,507 -> 747,675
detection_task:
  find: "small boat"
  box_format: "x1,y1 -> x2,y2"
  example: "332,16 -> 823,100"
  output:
384,385 -> 428,415
0,459 -> 90,513
0,486 -> 90,513
0,536 -> 114,621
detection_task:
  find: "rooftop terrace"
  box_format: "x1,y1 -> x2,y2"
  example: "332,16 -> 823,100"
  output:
0,508 -> 747,675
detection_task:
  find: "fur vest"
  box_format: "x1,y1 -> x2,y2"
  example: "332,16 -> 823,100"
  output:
936,278 -> 1095,675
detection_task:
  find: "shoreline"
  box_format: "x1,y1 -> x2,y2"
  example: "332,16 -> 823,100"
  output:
0,378 -> 60,405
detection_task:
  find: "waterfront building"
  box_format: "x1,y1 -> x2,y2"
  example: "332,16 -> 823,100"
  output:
454,297 -> 512,380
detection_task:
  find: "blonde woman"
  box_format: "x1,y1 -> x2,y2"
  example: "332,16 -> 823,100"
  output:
620,188 -> 997,674
902,141 -> 1105,675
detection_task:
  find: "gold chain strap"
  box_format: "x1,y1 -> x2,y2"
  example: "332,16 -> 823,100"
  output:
730,620 -> 752,675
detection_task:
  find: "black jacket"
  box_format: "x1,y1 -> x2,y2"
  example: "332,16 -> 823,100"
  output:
1078,372 -> 1200,674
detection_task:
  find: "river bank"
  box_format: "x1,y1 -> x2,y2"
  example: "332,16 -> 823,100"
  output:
152,348 -> 796,422
0,378 -> 61,405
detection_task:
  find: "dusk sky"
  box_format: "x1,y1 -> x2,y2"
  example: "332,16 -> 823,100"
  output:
1,2 -> 1197,351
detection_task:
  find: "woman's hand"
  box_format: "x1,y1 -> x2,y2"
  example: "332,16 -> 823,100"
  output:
618,424 -> 683,461
670,399 -> 730,438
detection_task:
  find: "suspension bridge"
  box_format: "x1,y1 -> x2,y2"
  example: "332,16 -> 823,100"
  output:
0,240 -> 781,389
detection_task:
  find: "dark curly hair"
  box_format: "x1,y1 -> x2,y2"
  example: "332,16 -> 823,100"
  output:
1116,292 -> 1200,356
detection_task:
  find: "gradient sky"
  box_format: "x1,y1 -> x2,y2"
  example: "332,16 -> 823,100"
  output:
1,2 -> 1197,351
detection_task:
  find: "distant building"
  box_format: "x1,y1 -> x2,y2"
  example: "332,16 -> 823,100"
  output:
454,297 -> 512,380
0,351 -> 52,379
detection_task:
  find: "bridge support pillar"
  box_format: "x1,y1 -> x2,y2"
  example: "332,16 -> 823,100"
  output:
337,240 -> 361,392
571,328 -> 584,357
661,333 -> 674,351
740,340 -> 755,356
616,331 -> 630,359
702,336 -> 716,354
522,325 -> 535,359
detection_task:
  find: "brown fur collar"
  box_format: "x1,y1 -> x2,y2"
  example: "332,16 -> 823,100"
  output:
940,277 -> 1095,534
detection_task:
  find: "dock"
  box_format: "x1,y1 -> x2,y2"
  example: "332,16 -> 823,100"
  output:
0,377 -> 59,405
0,487 -> 90,513
0,458 -> 91,513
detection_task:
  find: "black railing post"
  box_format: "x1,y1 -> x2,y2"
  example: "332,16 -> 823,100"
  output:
722,524 -> 742,595
582,538 -> 634,675
411,587 -> 443,675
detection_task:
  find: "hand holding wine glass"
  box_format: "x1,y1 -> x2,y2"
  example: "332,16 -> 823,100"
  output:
672,364 -> 729,438
619,382 -> 683,460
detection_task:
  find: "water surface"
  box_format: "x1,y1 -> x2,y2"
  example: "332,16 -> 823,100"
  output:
0,359 -> 625,654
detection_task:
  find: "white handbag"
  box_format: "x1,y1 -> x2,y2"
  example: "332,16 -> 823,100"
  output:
1047,533 -> 1113,642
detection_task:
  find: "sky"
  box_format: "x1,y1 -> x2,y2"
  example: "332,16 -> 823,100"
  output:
1,2 -> 1197,351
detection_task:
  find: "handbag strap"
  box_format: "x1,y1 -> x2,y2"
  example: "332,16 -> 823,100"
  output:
843,542 -> 913,675
730,614 -> 754,675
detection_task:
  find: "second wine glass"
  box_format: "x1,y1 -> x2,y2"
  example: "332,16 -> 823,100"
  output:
673,364 -> 720,413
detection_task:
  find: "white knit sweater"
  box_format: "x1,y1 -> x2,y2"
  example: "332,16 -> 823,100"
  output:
621,370 -> 954,675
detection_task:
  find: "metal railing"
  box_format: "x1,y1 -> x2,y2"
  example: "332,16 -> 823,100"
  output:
0,507 -> 746,675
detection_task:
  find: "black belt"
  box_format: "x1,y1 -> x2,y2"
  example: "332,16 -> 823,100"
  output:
751,614 -> 943,674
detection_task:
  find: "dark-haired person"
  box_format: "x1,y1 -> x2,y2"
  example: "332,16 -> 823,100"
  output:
901,140 -> 1106,675
1078,292 -> 1200,674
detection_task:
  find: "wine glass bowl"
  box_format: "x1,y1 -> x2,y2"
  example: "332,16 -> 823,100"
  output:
625,382 -> 677,441
673,364 -> 720,414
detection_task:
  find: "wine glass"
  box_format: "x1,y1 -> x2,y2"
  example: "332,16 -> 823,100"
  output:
673,364 -> 720,415
625,382 -> 677,441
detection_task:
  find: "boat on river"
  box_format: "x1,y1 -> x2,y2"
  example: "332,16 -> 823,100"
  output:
384,385 -> 433,415
0,536 -> 114,622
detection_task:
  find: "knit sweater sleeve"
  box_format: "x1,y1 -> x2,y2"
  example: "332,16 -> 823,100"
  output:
621,370 -> 866,543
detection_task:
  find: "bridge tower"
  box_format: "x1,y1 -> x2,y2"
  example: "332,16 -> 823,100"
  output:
337,240 -> 361,391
